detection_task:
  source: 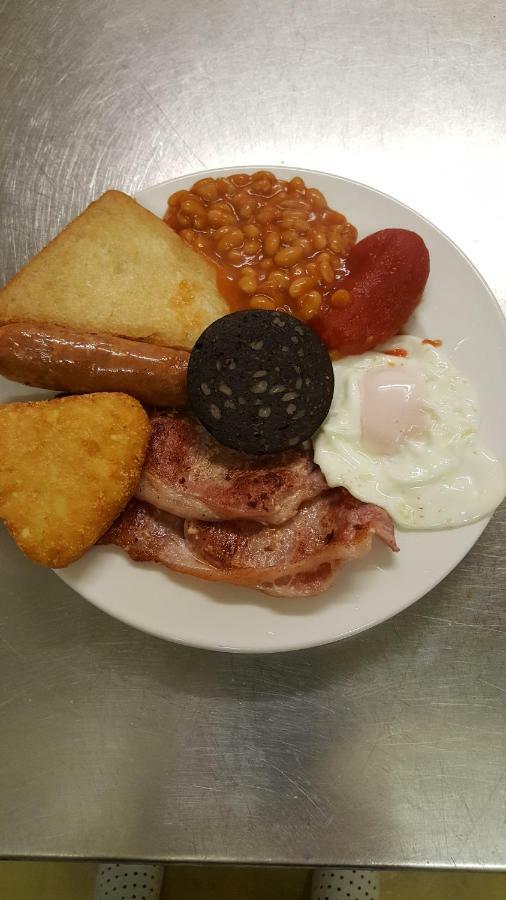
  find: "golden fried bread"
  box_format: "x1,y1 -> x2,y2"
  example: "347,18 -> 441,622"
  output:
0,393 -> 150,567
0,190 -> 228,351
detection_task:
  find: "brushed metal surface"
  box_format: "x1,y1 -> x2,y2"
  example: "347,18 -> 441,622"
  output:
1,0 -> 506,867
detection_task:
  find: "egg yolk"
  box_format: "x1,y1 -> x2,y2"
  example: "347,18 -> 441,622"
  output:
361,367 -> 425,454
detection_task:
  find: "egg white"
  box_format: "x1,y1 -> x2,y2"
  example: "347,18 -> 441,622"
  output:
313,335 -> 505,529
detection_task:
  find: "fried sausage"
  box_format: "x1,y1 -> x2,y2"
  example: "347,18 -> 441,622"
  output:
0,323 -> 188,407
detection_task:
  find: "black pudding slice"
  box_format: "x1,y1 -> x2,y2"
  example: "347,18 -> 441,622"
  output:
187,309 -> 334,454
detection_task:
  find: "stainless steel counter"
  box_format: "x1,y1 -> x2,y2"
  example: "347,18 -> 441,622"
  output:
1,0 -> 506,868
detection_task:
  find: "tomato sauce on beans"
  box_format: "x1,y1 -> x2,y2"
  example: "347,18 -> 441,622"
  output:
165,171 -> 358,322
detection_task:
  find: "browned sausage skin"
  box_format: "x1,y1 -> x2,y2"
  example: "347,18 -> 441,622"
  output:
0,323 -> 188,407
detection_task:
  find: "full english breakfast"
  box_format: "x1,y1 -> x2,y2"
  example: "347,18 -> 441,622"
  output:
0,172 -> 503,598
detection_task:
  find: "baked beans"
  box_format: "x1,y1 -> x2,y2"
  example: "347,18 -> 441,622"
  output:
165,172 -> 357,321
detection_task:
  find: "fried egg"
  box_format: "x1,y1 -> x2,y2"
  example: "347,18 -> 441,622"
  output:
313,335 -> 505,529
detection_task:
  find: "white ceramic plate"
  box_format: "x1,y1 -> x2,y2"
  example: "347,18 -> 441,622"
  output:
2,167 -> 505,652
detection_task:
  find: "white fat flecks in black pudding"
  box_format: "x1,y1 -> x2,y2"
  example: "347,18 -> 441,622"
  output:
187,309 -> 334,454
251,381 -> 268,394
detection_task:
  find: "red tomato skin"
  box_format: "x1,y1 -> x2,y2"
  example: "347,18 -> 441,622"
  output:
312,228 -> 430,354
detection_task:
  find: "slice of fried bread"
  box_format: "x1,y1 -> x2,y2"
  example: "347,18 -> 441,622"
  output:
0,190 -> 228,351
0,393 -> 150,567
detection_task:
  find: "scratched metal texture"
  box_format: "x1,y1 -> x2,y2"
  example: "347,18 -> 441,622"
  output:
1,0 -> 506,868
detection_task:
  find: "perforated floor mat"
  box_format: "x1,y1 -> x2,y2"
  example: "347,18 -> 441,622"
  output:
311,868 -> 380,900
95,864 -> 164,900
